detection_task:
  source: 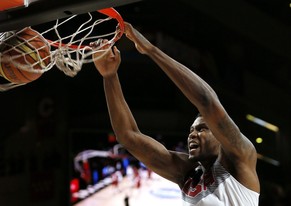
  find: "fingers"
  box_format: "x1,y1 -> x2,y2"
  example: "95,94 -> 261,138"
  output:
91,39 -> 114,61
113,46 -> 120,55
123,22 -> 133,39
112,46 -> 121,60
123,22 -> 129,33
90,39 -> 111,50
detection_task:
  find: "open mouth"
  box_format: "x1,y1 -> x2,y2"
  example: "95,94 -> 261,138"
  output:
189,142 -> 199,150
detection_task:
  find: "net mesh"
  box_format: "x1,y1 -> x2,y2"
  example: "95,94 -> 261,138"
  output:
0,8 -> 123,91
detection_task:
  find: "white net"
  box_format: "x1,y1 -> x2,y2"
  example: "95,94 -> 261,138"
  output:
0,8 -> 123,91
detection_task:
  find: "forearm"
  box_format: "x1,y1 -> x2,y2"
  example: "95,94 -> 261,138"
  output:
124,22 -> 219,115
103,74 -> 139,144
146,46 -> 218,113
103,74 -> 185,182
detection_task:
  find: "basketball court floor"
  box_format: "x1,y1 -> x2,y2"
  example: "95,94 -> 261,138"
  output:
74,171 -> 182,206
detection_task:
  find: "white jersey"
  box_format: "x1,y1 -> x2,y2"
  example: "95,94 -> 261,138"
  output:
182,160 -> 259,206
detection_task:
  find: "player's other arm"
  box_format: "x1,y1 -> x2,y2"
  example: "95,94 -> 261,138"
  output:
93,45 -> 193,185
124,22 -> 260,193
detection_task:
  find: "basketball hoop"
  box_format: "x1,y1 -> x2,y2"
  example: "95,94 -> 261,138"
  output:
0,7 -> 124,91
0,0 -> 29,11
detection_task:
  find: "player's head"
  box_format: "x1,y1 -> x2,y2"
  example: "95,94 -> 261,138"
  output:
187,113 -> 220,161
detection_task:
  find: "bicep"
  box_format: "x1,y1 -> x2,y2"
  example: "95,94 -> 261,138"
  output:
204,103 -> 256,163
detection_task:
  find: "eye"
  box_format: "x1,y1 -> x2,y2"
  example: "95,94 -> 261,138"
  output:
189,127 -> 194,133
198,126 -> 207,133
198,128 -> 203,132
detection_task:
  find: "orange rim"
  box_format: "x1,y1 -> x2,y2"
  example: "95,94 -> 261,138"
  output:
47,7 -> 124,49
0,0 -> 25,11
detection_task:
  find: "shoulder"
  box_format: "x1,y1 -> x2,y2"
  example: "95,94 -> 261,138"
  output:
218,152 -> 260,193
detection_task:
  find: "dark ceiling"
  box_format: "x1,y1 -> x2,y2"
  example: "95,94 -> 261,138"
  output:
1,0 -> 290,94
117,0 -> 291,94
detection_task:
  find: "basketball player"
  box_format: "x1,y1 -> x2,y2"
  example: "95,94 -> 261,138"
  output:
93,22 -> 260,205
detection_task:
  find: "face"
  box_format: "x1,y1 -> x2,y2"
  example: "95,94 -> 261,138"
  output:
187,116 -> 220,161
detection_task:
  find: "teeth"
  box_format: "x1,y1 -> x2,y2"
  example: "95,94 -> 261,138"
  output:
189,143 -> 198,148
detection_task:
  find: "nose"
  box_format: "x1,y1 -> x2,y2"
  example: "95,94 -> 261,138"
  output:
188,131 -> 198,140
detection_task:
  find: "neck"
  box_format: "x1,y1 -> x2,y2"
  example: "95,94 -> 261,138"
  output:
199,156 -> 217,171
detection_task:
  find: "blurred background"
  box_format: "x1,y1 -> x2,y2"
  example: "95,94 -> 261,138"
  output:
0,0 -> 291,205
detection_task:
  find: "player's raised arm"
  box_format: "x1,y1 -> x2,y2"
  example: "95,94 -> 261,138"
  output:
92,40 -> 194,185
123,22 -> 260,194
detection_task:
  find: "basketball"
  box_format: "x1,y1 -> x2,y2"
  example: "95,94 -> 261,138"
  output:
0,27 -> 51,84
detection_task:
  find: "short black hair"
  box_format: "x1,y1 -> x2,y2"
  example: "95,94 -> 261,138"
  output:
195,113 -> 202,119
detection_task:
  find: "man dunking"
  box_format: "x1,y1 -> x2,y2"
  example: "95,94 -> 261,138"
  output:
93,22 -> 260,205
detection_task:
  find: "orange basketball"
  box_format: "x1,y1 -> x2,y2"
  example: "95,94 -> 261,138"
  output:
0,27 -> 51,84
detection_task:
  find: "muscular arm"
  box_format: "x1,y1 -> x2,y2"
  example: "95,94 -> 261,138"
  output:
93,44 -> 193,185
124,22 -> 260,192
103,74 -> 193,184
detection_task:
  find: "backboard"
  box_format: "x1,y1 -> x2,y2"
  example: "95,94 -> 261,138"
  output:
0,0 -> 142,32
